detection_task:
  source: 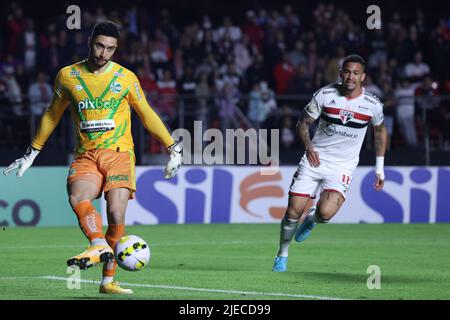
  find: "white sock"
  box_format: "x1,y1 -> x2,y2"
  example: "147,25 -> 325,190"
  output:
277,217 -> 299,257
90,238 -> 108,247
101,276 -> 113,286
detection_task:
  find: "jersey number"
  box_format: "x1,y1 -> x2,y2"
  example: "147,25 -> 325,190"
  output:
342,174 -> 351,186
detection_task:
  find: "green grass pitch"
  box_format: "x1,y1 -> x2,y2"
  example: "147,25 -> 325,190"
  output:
0,223 -> 449,300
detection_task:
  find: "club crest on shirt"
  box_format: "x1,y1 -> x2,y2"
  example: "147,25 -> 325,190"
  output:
110,81 -> 122,94
339,109 -> 354,124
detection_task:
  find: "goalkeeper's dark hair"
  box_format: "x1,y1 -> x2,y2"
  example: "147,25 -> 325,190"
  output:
90,20 -> 120,41
341,54 -> 366,71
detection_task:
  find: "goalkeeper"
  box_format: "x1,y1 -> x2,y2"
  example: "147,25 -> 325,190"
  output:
3,21 -> 182,294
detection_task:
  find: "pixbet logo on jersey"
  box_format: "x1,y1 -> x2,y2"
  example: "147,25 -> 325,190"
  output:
77,97 -> 120,112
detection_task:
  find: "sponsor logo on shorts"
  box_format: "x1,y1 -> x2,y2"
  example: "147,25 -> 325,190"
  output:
107,175 -> 129,183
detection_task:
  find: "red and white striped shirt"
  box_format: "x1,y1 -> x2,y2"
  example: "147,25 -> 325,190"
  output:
303,83 -> 384,171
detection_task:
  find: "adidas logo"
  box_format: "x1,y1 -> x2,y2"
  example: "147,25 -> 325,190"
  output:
330,99 -> 336,104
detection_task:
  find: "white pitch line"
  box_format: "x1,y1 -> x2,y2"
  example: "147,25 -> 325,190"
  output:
0,275 -> 347,300
0,245 -> 85,250
0,241 -> 273,250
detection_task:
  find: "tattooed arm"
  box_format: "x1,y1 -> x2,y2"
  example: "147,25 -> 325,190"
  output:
374,122 -> 387,157
373,122 -> 388,191
297,112 -> 320,167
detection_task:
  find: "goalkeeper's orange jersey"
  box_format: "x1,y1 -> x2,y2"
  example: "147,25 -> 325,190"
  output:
31,59 -> 174,154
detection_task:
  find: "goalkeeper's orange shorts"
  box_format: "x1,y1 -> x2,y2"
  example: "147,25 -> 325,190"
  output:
67,149 -> 136,199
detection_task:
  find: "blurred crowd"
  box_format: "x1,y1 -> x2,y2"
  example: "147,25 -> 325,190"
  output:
1,1 -> 450,154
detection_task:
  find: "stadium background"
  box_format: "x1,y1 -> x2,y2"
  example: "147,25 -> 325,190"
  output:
0,0 -> 450,302
0,0 -> 449,227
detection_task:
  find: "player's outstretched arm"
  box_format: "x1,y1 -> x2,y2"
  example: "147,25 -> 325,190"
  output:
297,112 -> 320,167
3,146 -> 40,177
373,123 -> 387,191
133,101 -> 183,179
3,91 -> 69,177
129,75 -> 182,179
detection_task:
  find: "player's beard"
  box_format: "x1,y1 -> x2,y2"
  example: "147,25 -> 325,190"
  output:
344,80 -> 356,90
93,56 -> 109,68
89,51 -> 109,69
343,80 -> 361,95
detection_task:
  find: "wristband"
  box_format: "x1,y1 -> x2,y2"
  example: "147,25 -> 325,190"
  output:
375,156 -> 385,180
24,146 -> 40,162
168,142 -> 182,153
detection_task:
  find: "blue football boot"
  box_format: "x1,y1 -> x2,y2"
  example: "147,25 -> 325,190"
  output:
294,217 -> 316,242
272,256 -> 288,272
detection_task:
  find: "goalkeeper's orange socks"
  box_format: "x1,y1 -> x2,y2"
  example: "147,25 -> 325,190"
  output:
73,200 -> 105,242
73,202 -> 125,283
102,224 -> 125,280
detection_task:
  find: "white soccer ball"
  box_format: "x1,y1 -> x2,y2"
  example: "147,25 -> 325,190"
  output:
114,235 -> 151,271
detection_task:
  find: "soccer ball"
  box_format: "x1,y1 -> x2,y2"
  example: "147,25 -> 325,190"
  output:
114,235 -> 151,271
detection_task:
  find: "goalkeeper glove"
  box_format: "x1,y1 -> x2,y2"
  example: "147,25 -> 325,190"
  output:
3,146 -> 40,177
164,142 -> 183,179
